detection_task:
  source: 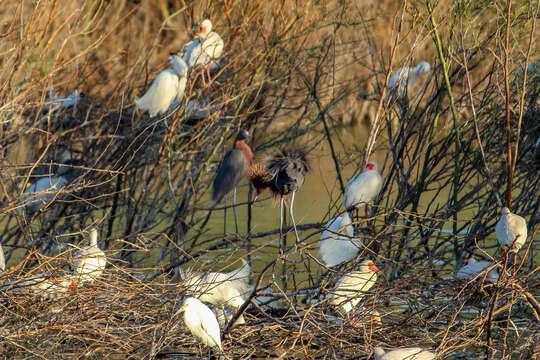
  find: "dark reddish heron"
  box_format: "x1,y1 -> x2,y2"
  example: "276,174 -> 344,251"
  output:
210,129 -> 253,233
248,146 -> 310,245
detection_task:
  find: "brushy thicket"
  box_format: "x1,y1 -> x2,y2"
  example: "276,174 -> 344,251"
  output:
0,0 -> 538,359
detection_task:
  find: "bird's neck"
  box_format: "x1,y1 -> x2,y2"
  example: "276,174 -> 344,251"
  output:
234,140 -> 253,166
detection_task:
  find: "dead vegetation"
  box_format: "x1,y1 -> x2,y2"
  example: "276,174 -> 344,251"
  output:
0,0 -> 538,359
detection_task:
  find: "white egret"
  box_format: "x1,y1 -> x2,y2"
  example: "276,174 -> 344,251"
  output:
73,227 -> 106,284
319,212 -> 362,267
386,61 -> 431,102
181,19 -> 224,85
329,260 -> 380,316
456,258 -> 499,283
177,297 -> 222,351
135,55 -> 188,117
374,346 -> 436,360
343,161 -> 382,219
181,259 -> 252,324
495,207 -> 527,252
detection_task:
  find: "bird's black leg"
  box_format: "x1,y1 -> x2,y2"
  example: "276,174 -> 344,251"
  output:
233,186 -> 239,234
290,191 -> 300,244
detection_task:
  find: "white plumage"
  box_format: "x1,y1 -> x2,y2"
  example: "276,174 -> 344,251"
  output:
343,161 -> 383,217
495,207 -> 527,252
374,347 -> 436,360
386,61 -> 431,102
178,297 -> 222,351
319,213 -> 361,267
181,19 -> 224,71
456,258 -> 499,283
73,228 -> 106,284
329,260 -> 380,316
135,55 -> 188,117
0,243 -> 5,273
181,259 -> 252,308
20,175 -> 69,213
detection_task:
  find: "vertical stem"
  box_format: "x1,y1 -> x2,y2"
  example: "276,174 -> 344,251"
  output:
428,0 -> 462,250
504,0 -> 513,209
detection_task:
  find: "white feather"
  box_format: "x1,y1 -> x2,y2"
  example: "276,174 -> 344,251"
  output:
374,347 -> 436,360
495,207 -> 527,252
178,297 -> 222,350
386,61 -> 431,101
135,55 -> 188,117
319,213 -> 361,267
20,176 -> 69,213
73,228 -> 106,284
343,161 -> 382,211
456,258 -> 499,283
329,260 -> 379,315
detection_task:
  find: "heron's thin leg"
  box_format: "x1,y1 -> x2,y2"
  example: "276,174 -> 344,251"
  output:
223,194 -> 227,235
290,191 -> 300,244
233,186 -> 238,234
279,196 -> 284,255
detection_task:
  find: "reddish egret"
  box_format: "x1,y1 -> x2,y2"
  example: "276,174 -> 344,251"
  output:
248,145 -> 310,245
177,297 -> 222,353
72,228 -> 106,284
329,259 -> 380,317
135,55 -> 188,117
343,161 -> 382,222
319,212 -> 362,267
456,258 -> 499,283
374,347 -> 436,360
386,61 -> 431,103
181,19 -> 224,86
211,130 -> 253,233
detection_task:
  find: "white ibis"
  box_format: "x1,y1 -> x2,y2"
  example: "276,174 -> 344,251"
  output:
181,19 -> 224,86
181,259 -> 252,324
456,258 -> 499,283
329,259 -> 380,316
3,274 -> 78,300
248,146 -> 310,245
386,61 -> 431,102
135,55 -> 188,117
177,297 -> 223,352
495,207 -> 527,252
319,212 -> 362,267
374,347 -> 436,360
73,227 -> 106,284
343,161 -> 382,220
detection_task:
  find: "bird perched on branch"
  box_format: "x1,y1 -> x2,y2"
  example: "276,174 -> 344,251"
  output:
73,228 -> 106,284
329,259 -> 380,316
456,258 -> 499,283
177,297 -> 223,352
181,259 -> 252,325
495,207 -> 527,252
135,55 -> 188,117
386,61 -> 431,103
181,19 -> 224,86
343,161 -> 382,221
248,145 -> 310,244
319,213 -> 362,267
19,154 -> 80,215
374,347 -> 436,360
